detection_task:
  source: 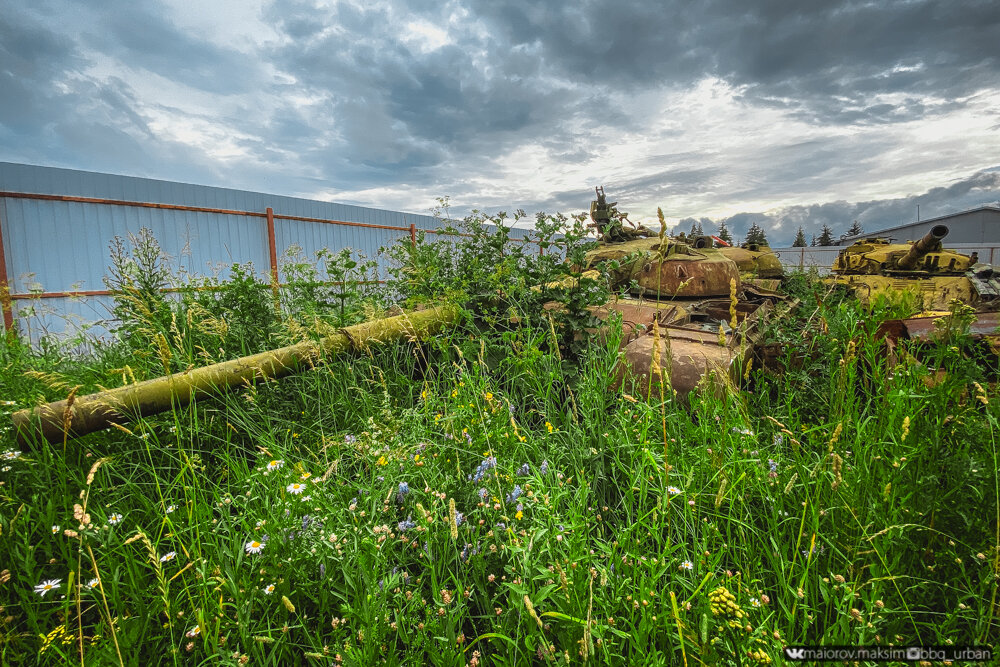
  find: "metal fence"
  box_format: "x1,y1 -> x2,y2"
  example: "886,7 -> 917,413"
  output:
0,163 -> 541,344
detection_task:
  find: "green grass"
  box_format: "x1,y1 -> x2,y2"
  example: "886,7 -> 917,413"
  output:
0,264 -> 998,666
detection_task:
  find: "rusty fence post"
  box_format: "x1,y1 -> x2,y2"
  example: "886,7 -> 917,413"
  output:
266,207 -> 280,304
409,223 -> 417,248
0,206 -> 13,331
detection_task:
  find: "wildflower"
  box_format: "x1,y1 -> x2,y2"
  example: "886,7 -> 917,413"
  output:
186,626 -> 201,638
84,578 -> 99,590
286,482 -> 305,495
266,459 -> 284,472
245,539 -> 266,555
680,560 -> 694,571
166,505 -> 176,514
469,456 -> 497,483
455,512 -> 465,527
344,434 -> 356,445
517,463 -> 530,476
506,485 -> 522,504
34,578 -> 62,597
51,525 -> 60,534
772,433 -> 784,447
108,513 -> 123,525
477,487 -> 488,500
1,450 -> 21,460
515,510 -> 524,520
750,597 -> 761,608
398,517 -> 416,533
731,427 -> 753,437
397,482 -> 410,504
159,551 -> 176,563
545,422 -> 553,433
262,583 -> 275,595
540,460 -> 549,475
667,486 -> 682,495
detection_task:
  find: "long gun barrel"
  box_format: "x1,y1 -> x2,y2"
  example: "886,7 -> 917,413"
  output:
13,305 -> 459,445
896,225 -> 948,270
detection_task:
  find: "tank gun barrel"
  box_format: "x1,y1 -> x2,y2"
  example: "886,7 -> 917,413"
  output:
897,225 -> 948,270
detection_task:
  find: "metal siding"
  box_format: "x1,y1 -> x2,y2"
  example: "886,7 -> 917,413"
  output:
0,163 -> 541,341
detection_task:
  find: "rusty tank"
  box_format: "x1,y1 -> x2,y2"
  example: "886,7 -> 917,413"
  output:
827,225 -> 1000,312
582,192 -> 784,399
717,241 -> 784,288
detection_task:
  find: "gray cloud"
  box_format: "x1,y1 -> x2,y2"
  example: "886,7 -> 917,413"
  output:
1,0 -> 999,231
678,169 -> 1000,246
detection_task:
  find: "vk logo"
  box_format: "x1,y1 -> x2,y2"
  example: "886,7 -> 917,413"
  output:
784,647 -> 807,660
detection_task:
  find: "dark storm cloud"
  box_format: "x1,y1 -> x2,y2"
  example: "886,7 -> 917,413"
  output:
87,0 -> 260,95
683,170 -> 1000,246
0,4 -> 245,184
262,0 -> 587,179
469,0 -> 1000,124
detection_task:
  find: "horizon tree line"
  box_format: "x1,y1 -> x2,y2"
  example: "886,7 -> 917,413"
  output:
675,219 -> 864,247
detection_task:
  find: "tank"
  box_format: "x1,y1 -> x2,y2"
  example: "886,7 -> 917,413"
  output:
827,225 -> 1000,311
582,191 -> 784,399
717,242 -> 784,281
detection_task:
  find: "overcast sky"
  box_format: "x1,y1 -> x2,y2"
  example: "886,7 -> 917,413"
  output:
2,0 -> 999,245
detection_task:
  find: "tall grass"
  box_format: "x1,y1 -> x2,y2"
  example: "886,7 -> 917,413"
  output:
0,221 -> 996,666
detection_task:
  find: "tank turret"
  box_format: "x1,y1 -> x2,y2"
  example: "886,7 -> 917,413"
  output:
826,224 -> 999,311
832,225 -> 972,276
717,242 -> 784,279
583,235 -> 742,299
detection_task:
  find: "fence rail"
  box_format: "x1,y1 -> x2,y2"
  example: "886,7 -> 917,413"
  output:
0,186 -> 541,343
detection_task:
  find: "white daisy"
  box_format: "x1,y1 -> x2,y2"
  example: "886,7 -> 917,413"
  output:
245,539 -> 265,555
266,459 -> 284,472
300,495 -> 312,502
51,525 -> 60,534
286,482 -> 305,495
34,578 -> 62,597
667,486 -> 682,495
750,597 -> 761,608
108,513 -> 123,525
166,505 -> 177,514
262,583 -> 275,595
84,578 -> 99,590
185,625 -> 200,638
2,450 -> 21,461
680,560 -> 694,571
1,466 -> 10,472
159,551 -> 176,563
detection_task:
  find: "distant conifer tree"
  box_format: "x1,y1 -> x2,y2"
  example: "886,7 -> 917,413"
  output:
745,222 -> 769,246
717,221 -> 733,244
847,220 -> 864,237
817,224 -> 835,246
792,226 -> 808,247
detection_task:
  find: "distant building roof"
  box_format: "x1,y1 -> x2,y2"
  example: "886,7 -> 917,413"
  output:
838,204 -> 1000,245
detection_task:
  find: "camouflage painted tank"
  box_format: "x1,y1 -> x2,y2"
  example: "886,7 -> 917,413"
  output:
583,190 -> 783,398
827,225 -> 1000,311
717,242 -> 784,284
